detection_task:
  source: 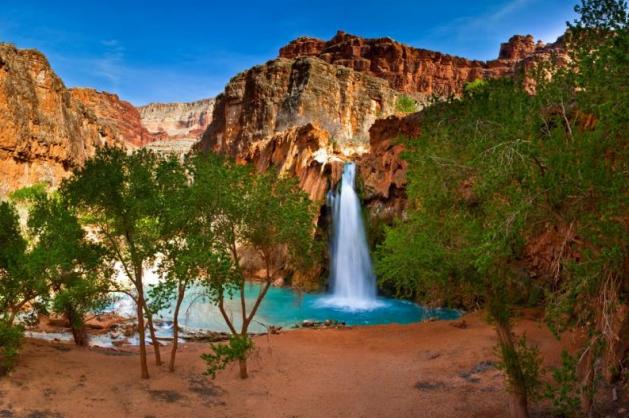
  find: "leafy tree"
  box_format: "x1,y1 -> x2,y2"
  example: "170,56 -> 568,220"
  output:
0,201 -> 32,374
0,200 -> 45,325
195,155 -> 316,379
62,146 -> 170,378
27,193 -> 112,346
148,154 -> 230,372
377,1 -> 628,415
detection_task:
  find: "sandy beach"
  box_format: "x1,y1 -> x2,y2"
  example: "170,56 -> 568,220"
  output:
0,312 -> 575,418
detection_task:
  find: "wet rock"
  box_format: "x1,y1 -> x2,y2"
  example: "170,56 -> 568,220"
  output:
295,319 -> 347,329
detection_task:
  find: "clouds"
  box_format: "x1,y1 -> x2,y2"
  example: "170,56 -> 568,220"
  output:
94,39 -> 125,87
429,0 -> 536,41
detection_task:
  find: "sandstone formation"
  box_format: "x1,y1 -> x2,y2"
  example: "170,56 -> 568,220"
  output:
138,98 -> 214,141
358,112 -> 422,218
280,31 -> 565,98
0,44 -> 122,196
199,31 -> 566,207
197,56 -> 399,200
70,88 -> 156,147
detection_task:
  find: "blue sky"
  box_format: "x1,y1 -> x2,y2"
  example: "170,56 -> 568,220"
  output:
1,0 -> 576,105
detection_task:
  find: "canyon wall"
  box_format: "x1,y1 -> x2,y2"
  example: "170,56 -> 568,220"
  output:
0,44 -> 123,196
197,56 -> 399,200
198,31 -> 564,203
138,98 -> 214,141
138,98 -> 215,155
0,44 -> 176,195
279,31 -> 564,97
69,88 -> 157,147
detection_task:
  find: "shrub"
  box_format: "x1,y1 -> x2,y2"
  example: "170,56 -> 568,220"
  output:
396,95 -> 418,113
201,335 -> 254,379
0,321 -> 23,375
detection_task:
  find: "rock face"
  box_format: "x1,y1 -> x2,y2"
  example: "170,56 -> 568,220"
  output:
138,98 -> 214,141
0,44 -> 165,196
279,31 -> 564,98
69,88 -> 157,148
197,56 -> 399,200
358,112 -> 422,218
200,31 -> 566,206
0,44 -> 123,196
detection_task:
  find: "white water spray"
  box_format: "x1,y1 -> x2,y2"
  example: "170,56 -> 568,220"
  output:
320,163 -> 383,311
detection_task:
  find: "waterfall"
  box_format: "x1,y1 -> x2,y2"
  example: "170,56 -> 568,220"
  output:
320,163 -> 383,311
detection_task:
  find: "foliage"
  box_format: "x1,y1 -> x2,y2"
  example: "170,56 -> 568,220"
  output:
0,201 -> 46,324
61,145 -> 174,377
395,95 -> 418,113
201,335 -> 254,379
463,79 -> 488,94
544,351 -> 582,417
192,154 -> 316,378
27,193 -> 112,340
496,334 -> 544,400
8,182 -> 47,203
0,320 -> 23,375
376,0 -> 628,414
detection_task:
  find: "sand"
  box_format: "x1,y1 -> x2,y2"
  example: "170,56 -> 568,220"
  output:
0,312 -> 574,418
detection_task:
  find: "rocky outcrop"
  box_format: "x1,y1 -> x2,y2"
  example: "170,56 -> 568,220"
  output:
70,88 -> 157,147
199,31 -> 566,207
197,56 -> 399,199
280,31 -> 565,98
0,44 -> 166,196
0,44 -> 124,196
358,112 -> 422,219
138,98 -> 214,142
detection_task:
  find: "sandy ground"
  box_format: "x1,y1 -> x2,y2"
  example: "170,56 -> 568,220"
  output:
0,312 -> 576,418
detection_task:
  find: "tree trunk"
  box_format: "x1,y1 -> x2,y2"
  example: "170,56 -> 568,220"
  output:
169,287 -> 185,372
495,321 -> 530,418
143,303 -> 162,366
137,288 -> 150,379
238,358 -> 248,379
134,264 -> 150,379
67,308 -> 88,346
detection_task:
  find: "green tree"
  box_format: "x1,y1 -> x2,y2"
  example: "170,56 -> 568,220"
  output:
377,1 -> 628,415
62,146 -> 168,378
0,201 -> 32,374
0,200 -> 45,325
27,193 -> 112,346
195,155 -> 316,379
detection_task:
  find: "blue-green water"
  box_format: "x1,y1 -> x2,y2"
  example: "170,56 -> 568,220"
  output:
148,283 -> 461,333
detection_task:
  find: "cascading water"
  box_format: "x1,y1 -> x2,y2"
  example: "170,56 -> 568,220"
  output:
320,163 -> 383,311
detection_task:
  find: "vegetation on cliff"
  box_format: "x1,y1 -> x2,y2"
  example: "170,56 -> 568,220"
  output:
376,1 -> 628,416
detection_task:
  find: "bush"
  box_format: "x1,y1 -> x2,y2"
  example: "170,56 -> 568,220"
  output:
544,351 -> 582,417
201,335 -> 254,379
395,95 -> 418,113
0,321 -> 23,375
463,79 -> 488,94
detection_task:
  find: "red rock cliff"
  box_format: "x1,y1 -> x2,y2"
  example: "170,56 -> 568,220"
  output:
0,44 -> 156,196
280,31 -> 564,97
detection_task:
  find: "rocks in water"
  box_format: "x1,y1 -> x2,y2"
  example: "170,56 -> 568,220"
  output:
179,328 -> 230,342
294,319 -> 347,329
